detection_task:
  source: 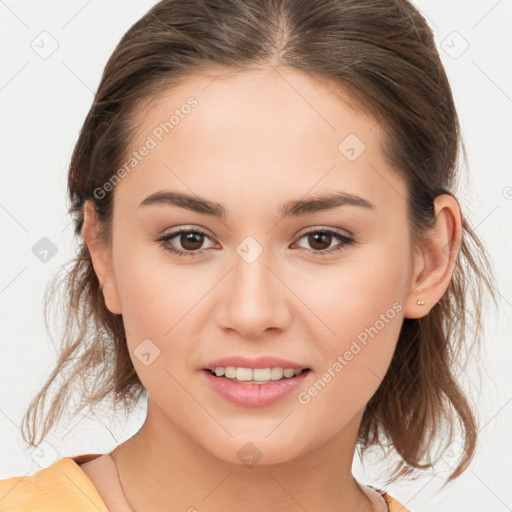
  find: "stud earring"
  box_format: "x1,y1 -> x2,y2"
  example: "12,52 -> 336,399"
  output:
416,299 -> 425,306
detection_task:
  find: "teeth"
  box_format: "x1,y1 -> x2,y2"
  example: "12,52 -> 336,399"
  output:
253,368 -> 270,381
270,367 -> 283,380
211,366 -> 306,383
236,367 -> 253,381
225,367 -> 236,378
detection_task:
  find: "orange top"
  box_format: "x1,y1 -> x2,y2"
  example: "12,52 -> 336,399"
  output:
0,454 -> 411,511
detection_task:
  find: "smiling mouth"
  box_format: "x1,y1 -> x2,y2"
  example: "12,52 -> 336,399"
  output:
206,367 -> 311,384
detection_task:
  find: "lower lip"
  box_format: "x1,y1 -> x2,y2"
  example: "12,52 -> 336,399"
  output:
202,370 -> 311,407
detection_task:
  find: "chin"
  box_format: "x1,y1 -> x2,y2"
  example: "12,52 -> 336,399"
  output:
197,429 -> 311,468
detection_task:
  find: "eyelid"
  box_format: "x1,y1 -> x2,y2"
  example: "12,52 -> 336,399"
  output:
159,224 -> 213,236
295,225 -> 355,239
158,226 -> 216,246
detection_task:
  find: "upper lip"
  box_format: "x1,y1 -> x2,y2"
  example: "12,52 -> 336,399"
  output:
204,355 -> 310,371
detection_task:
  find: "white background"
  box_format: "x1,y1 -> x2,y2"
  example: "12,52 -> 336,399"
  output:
1,1 -> 511,510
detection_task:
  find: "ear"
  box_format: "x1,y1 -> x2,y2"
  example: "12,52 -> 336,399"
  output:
404,194 -> 462,319
81,200 -> 122,315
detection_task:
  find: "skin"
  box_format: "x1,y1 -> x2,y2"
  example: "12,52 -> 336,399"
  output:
81,65 -> 462,512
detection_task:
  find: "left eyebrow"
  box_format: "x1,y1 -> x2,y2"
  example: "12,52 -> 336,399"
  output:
281,191 -> 375,216
137,190 -> 375,218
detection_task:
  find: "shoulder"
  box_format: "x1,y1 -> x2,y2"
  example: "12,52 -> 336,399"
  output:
383,491 -> 412,512
0,454 -> 109,512
368,485 -> 412,512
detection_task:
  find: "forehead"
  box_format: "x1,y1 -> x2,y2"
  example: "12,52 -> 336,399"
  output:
114,66 -> 406,215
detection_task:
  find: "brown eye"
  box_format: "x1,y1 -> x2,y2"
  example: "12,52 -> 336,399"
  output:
307,232 -> 333,251
295,229 -> 355,256
180,231 -> 205,251
157,228 -> 215,257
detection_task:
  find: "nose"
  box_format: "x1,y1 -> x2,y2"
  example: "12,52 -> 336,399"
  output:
215,247 -> 292,339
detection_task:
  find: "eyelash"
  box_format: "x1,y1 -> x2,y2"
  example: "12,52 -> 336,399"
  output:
156,228 -> 356,258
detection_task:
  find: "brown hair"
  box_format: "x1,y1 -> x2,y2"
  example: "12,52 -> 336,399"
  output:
21,0 -> 496,486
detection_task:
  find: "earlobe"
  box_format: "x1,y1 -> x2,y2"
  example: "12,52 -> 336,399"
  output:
81,200 -> 122,315
404,194 -> 462,319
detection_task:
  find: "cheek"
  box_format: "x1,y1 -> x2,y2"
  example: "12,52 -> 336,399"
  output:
110,246 -> 189,373
115,260 -> 170,337
296,292 -> 404,435
304,237 -> 408,336
295,241 -> 408,415
113,241 -> 206,337
111,243 -> 223,388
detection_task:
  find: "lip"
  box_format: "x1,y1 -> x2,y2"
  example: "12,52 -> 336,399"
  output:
202,368 -> 311,407
204,355 -> 310,371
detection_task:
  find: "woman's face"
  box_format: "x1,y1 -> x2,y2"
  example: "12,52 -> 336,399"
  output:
96,66 -> 419,464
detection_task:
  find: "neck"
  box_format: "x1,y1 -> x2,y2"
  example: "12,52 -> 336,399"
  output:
112,399 -> 375,512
